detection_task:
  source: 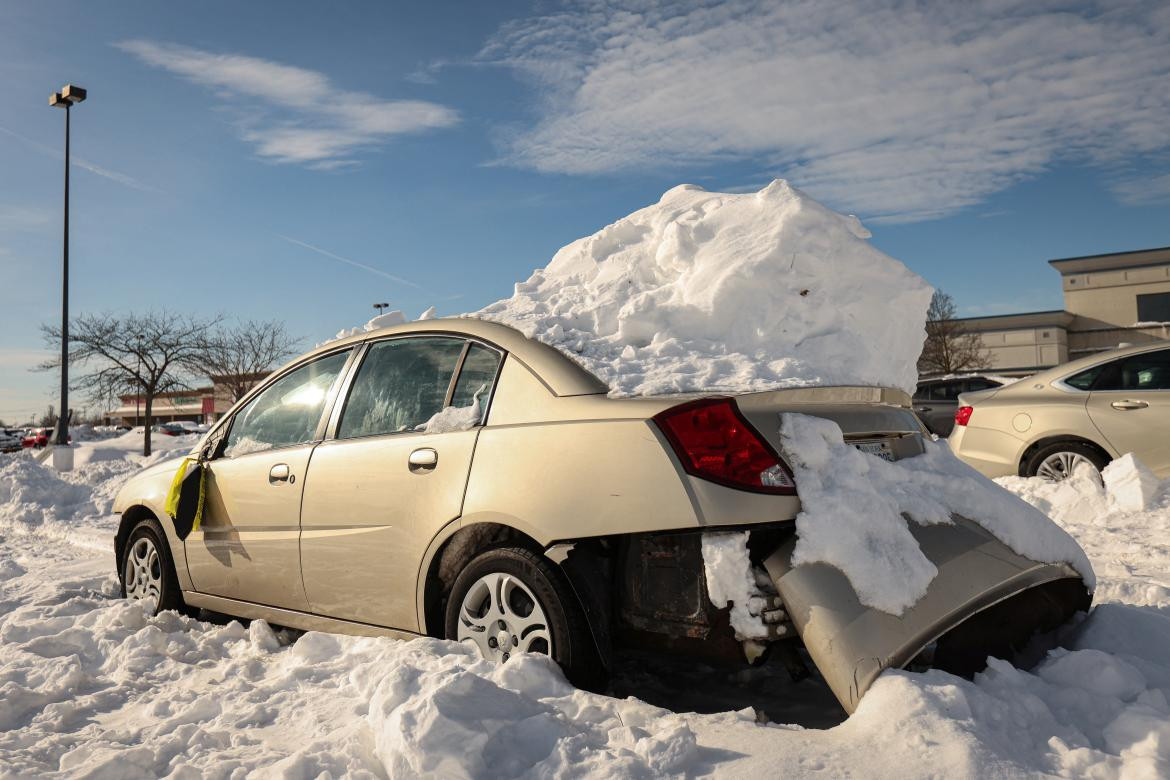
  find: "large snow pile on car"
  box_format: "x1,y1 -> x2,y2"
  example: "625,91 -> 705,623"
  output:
476,180 -> 934,396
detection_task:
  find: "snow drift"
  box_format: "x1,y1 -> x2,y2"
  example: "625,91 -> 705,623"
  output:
476,180 -> 934,396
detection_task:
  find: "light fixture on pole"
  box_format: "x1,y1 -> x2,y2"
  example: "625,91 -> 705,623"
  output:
373,302 -> 390,314
49,84 -> 86,472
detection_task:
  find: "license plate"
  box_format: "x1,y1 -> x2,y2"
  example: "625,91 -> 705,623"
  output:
853,440 -> 896,462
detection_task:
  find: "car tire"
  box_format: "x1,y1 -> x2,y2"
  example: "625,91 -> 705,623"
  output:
445,546 -> 604,690
1023,441 -> 1110,482
119,517 -> 186,615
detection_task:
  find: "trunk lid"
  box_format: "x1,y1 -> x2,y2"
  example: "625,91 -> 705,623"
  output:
733,386 -> 927,463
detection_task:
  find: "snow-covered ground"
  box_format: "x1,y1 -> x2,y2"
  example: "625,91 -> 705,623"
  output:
2,434 -> 1169,778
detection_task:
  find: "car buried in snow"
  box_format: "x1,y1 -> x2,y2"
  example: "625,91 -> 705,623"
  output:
112,318 -> 1091,713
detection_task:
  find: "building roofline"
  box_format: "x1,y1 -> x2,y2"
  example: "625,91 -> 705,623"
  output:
948,309 -> 1069,323
1049,245 -> 1170,265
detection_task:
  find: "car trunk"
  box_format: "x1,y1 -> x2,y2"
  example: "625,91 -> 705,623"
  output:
733,386 -> 926,464
727,386 -> 1091,714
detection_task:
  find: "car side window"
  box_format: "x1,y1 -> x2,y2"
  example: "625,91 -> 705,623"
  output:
1064,364 -> 1106,391
1118,350 -> 1170,391
966,378 -> 996,392
337,337 -> 465,439
450,343 -> 502,410
935,381 -> 963,401
223,350 -> 350,457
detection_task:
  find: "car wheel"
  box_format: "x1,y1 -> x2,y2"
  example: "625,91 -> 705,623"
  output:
445,546 -> 603,689
120,517 -> 185,615
1024,441 -> 1109,482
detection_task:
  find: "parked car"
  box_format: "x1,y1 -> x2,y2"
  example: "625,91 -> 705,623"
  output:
154,422 -> 197,437
21,427 -> 69,448
913,375 -> 1010,436
112,318 -> 1090,714
951,342 -> 1170,481
0,429 -> 24,453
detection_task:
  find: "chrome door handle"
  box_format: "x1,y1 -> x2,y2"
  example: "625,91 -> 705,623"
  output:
913,407 -> 930,413
408,448 -> 438,471
269,463 -> 291,483
1111,400 -> 1149,410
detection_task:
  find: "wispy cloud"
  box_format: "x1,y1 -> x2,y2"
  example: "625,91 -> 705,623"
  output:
1109,170 -> 1170,206
277,235 -> 419,288
0,205 -> 51,230
117,41 -> 460,168
481,1 -> 1170,222
0,125 -> 159,193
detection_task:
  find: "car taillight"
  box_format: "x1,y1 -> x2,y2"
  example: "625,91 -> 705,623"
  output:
955,406 -> 974,427
652,397 -> 796,494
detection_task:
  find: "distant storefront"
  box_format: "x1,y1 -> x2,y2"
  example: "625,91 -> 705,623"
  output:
106,372 -> 269,426
940,246 -> 1170,377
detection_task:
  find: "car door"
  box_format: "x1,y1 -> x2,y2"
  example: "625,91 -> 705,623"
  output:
184,348 -> 353,610
299,337 -> 503,630
1086,348 -> 1170,477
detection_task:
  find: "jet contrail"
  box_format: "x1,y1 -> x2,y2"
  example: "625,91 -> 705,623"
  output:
277,234 -> 420,289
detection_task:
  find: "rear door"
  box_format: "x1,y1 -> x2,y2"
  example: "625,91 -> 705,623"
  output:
299,337 -> 503,630
185,349 -> 352,610
915,381 -> 962,436
1086,348 -> 1170,476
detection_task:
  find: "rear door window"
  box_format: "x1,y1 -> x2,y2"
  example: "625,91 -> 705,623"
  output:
337,337 -> 465,438
1118,349 -> 1170,391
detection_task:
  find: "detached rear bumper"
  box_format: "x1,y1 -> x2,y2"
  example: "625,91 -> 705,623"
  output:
764,517 -> 1091,713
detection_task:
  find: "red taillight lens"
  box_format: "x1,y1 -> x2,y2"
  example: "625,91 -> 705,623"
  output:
652,398 -> 796,494
955,406 -> 973,427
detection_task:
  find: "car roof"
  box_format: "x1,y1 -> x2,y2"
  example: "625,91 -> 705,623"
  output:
1030,340 -> 1170,384
285,317 -> 608,398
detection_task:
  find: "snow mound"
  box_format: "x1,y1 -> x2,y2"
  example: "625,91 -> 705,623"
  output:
780,413 -> 1093,614
476,180 -> 934,396
997,456 -> 1170,609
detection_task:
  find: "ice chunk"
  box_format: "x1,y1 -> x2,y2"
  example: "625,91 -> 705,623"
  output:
475,179 -> 933,396
1104,454 -> 1162,513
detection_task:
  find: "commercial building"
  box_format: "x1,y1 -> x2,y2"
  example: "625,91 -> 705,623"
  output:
106,372 -> 269,427
947,246 -> 1170,376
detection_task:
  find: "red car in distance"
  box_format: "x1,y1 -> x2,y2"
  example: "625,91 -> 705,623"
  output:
21,428 -> 70,448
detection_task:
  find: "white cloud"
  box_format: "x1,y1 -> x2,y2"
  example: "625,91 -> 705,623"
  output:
481,1 -> 1170,221
117,41 -> 459,167
0,205 -> 51,230
1109,170 -> 1170,206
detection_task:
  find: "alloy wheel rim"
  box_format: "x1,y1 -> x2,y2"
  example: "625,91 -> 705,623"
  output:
123,536 -> 162,612
456,572 -> 553,662
1037,451 -> 1096,482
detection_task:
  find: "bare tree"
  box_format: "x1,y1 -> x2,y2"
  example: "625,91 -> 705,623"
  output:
41,312 -> 218,456
188,319 -> 298,403
918,290 -> 991,375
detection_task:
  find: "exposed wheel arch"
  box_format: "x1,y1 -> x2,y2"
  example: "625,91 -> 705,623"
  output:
1018,435 -> 1112,477
420,522 -> 546,638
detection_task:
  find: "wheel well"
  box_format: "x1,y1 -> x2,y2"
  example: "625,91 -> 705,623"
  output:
421,522 -> 544,638
1018,435 -> 1112,477
115,505 -> 159,572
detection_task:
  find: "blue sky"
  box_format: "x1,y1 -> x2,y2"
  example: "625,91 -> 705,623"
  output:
2,0 -> 1169,422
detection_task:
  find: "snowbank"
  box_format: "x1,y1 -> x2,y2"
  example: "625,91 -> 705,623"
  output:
997,455 -> 1170,608
2,439 -> 1170,777
476,180 -> 934,396
779,413 -> 1093,614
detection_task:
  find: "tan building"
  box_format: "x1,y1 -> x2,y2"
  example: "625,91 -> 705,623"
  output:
946,246 -> 1170,376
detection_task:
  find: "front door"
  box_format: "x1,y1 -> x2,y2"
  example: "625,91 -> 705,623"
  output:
1086,348 -> 1170,477
300,337 -> 503,630
184,349 -> 352,609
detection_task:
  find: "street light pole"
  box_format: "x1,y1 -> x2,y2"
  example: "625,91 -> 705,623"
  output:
49,85 -> 86,469
373,302 -> 390,315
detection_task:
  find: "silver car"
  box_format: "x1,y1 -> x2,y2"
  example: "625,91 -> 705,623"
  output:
113,318 -> 1091,713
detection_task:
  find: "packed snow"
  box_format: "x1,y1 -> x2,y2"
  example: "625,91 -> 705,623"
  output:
2,432 -> 1169,776
475,180 -> 934,397
700,532 -> 770,639
778,413 -> 1094,614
